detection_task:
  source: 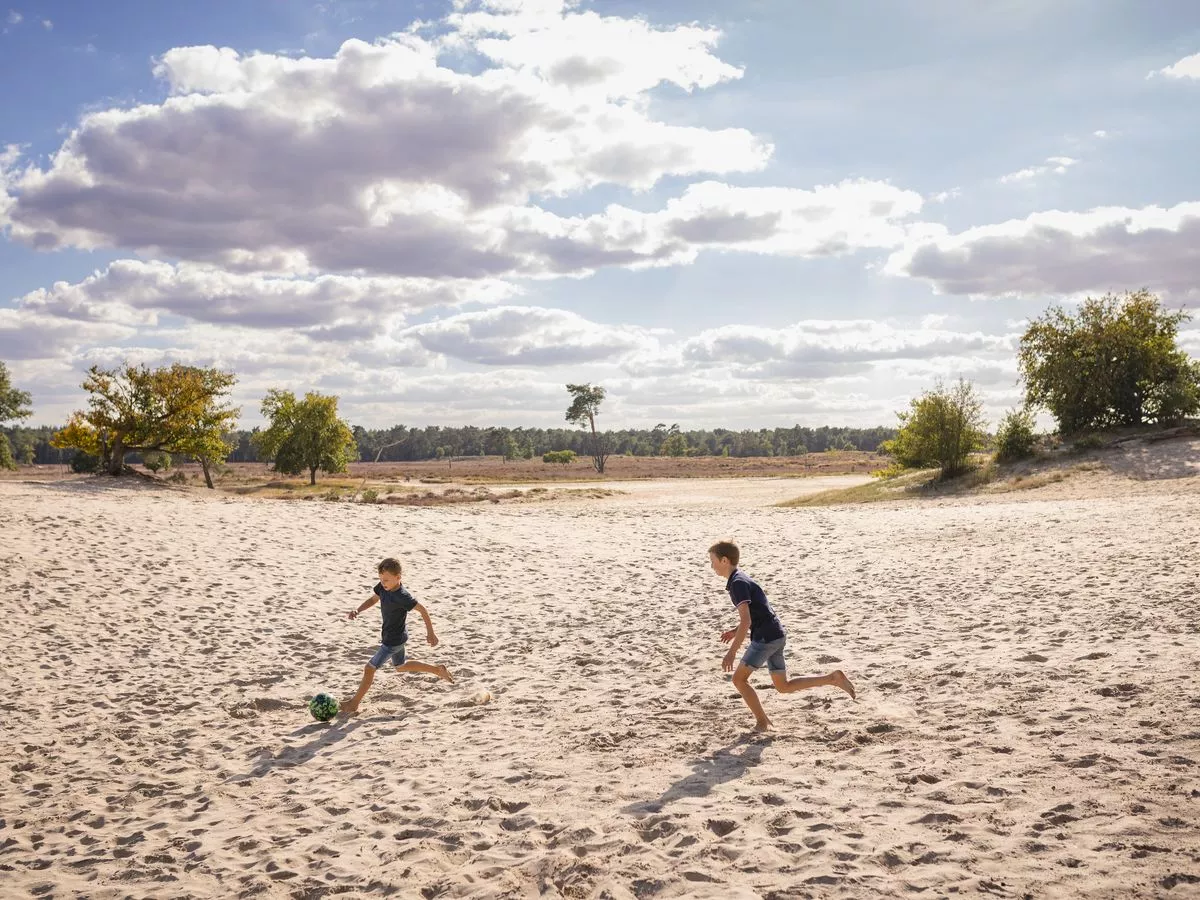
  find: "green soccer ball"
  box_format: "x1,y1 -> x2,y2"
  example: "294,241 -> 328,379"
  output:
309,693 -> 339,722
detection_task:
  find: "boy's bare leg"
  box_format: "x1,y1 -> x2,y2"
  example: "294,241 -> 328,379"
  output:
342,664 -> 377,714
396,661 -> 455,683
732,664 -> 772,731
771,669 -> 856,699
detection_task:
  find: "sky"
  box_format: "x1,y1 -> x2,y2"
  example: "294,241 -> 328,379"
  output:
2,0 -> 1200,431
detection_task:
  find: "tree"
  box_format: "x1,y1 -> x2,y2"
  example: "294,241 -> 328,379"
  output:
503,435 -> 521,463
1018,290 -> 1200,434
565,383 -> 609,474
0,362 -> 33,470
663,430 -> 688,457
882,378 -> 986,478
252,390 -> 357,485
994,408 -> 1037,463
51,364 -> 238,477
16,437 -> 36,466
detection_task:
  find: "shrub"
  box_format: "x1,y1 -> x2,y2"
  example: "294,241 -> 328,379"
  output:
142,451 -> 172,473
70,451 -> 101,473
1072,433 -> 1105,452
168,471 -> 188,484
542,449 -> 576,465
360,488 -> 379,503
881,378 -> 986,478
994,409 -> 1037,463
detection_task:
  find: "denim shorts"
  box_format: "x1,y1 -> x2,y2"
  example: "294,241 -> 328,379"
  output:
741,637 -> 787,672
368,643 -> 407,669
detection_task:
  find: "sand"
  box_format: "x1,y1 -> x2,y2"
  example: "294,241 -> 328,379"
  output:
1,465 -> 1198,899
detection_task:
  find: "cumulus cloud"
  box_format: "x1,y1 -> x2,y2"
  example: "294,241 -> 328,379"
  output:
14,259 -> 518,331
885,202 -> 1200,300
3,28 -> 765,271
0,308 -> 134,361
678,320 -> 1013,379
1155,53 -> 1200,80
0,2 -> 924,279
401,305 -> 658,365
444,0 -> 744,98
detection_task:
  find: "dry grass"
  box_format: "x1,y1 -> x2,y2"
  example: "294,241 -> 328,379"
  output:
777,468 -> 940,506
779,456 -> 1116,507
194,452 -> 886,487
223,478 -> 625,507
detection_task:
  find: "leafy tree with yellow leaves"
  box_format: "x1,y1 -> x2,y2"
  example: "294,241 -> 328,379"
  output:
52,364 -> 239,482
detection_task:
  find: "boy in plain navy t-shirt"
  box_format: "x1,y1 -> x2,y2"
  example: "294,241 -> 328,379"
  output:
342,557 -> 453,714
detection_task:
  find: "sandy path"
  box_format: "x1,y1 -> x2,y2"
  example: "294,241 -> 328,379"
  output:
0,476 -> 1197,899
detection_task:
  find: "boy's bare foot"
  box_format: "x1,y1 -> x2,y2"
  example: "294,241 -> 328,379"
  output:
831,670 -> 856,700
437,665 -> 455,684
339,701 -> 359,716
753,719 -> 773,733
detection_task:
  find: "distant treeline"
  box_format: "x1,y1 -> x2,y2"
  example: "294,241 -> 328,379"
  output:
5,423 -> 895,466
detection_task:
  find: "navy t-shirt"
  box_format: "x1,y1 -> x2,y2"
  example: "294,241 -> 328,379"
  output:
375,583 -> 418,646
726,569 -> 785,643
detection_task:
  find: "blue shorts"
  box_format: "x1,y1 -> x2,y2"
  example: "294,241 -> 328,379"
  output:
741,637 -> 787,673
368,643 -> 407,669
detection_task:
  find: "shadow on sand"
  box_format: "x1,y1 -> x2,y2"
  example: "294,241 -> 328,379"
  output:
622,733 -> 775,816
227,713 -> 405,782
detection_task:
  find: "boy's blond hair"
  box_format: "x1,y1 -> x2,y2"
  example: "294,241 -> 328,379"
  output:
708,541 -> 739,566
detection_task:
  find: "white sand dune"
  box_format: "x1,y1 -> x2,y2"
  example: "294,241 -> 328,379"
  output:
1,469 -> 1197,898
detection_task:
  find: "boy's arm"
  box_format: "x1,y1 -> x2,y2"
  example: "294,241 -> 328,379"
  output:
348,593 -> 379,620
722,603 -> 751,671
413,602 -> 439,647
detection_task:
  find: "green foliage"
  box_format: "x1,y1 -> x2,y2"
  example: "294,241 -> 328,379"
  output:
252,390 -> 357,485
663,431 -> 688,457
871,460 -> 911,479
16,438 -> 35,465
502,435 -> 521,462
142,451 -> 172,473
360,488 -> 379,503
542,449 -> 577,465
1072,433 -> 1105,452
0,362 -> 32,425
51,364 -> 239,477
0,362 -> 32,470
994,408 -> 1038,463
1018,290 -> 1200,434
70,451 -> 101,473
566,383 -> 609,474
882,378 -> 986,478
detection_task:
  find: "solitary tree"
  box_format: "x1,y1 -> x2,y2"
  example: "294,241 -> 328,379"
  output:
663,428 -> 688,457
503,435 -> 521,463
0,361 -> 33,470
565,383 -> 609,474
882,378 -> 986,478
51,364 -> 238,477
1018,290 -> 1200,434
253,390 -> 357,485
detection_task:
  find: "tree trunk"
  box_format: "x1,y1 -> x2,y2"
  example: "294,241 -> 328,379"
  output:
588,414 -> 606,474
200,457 -> 214,489
309,466 -> 317,485
108,438 -> 126,476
